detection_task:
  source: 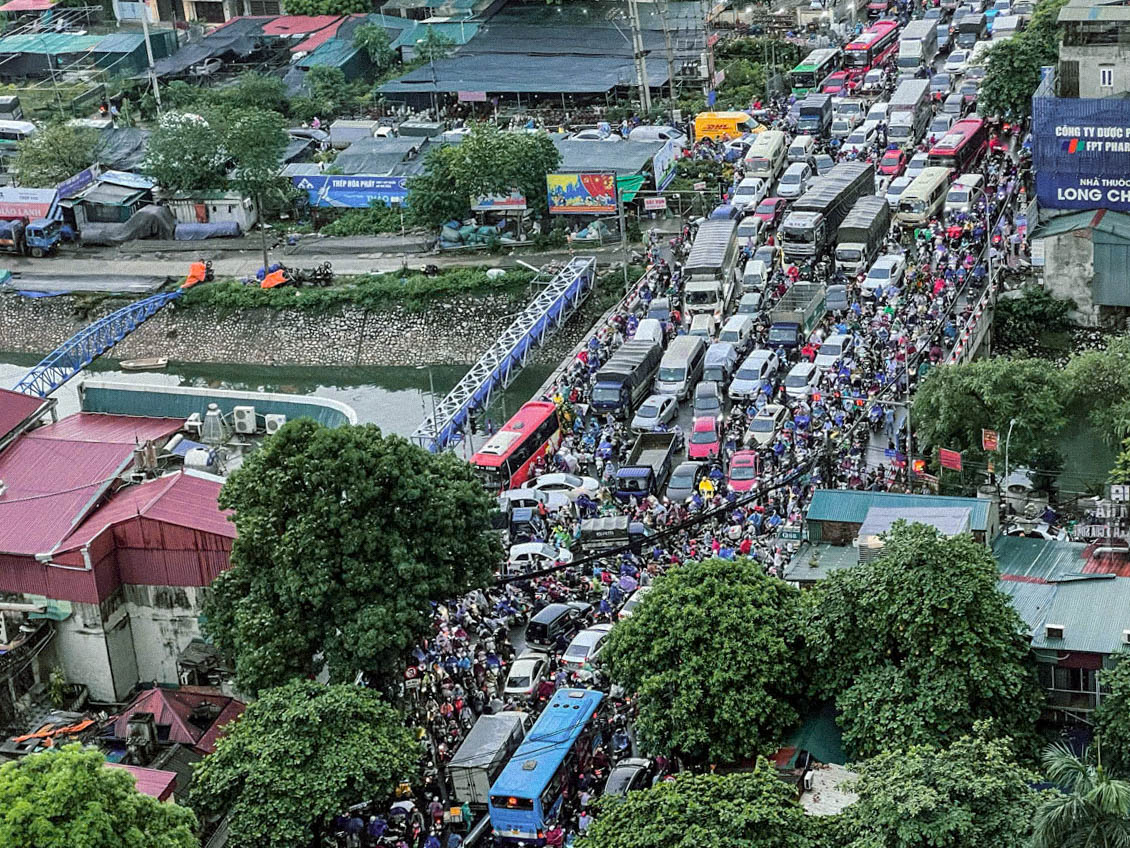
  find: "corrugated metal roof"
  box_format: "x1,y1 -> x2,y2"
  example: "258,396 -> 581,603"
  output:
109,688 -> 244,755
92,33 -> 146,54
554,138 -> 667,176
805,489 -> 991,531
1031,576 -> 1130,654
992,536 -> 1090,580
1031,209 -> 1130,242
997,577 -> 1056,637
106,764 -> 177,801
0,387 -> 47,443
0,32 -> 103,54
31,412 -> 183,444
783,542 -> 860,582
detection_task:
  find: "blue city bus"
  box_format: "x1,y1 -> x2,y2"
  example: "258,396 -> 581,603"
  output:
488,688 -> 605,844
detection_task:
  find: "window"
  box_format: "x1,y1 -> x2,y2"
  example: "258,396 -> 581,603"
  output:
1101,66 -> 1115,88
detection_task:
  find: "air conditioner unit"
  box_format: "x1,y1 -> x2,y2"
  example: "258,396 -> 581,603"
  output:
803,770 -> 814,791
1123,630 -> 1130,646
184,412 -> 203,435
1046,624 -> 1065,640
232,405 -> 257,434
264,413 -> 287,435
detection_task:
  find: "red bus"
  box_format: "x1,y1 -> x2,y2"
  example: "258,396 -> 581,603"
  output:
470,400 -> 561,492
843,20 -> 900,71
927,117 -> 989,172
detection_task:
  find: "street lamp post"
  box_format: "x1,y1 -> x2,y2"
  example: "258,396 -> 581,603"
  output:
1003,417 -> 1017,487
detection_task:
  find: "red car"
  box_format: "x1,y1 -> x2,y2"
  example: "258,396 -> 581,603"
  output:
753,197 -> 787,226
688,416 -> 722,461
821,70 -> 859,96
727,450 -> 760,493
878,149 -> 907,177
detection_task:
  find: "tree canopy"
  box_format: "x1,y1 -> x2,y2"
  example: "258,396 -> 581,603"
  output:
1095,652 -> 1130,776
15,122 -> 99,187
191,680 -> 420,848
1064,335 -> 1130,447
1032,743 -> 1130,848
0,744 -> 197,848
832,727 -> 1040,848
141,111 -> 227,192
804,522 -> 1042,759
576,764 -> 815,848
978,0 -> 1068,119
912,357 -> 1067,478
600,557 -> 807,765
407,123 -> 561,226
203,419 -> 499,694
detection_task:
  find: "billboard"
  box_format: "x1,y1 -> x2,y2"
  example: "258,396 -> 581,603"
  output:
1033,95 -> 1130,212
0,187 -> 57,221
547,172 -> 616,215
293,175 -> 408,208
652,139 -> 677,191
472,191 -> 526,212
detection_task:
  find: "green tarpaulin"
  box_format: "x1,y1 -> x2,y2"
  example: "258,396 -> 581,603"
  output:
617,174 -> 646,203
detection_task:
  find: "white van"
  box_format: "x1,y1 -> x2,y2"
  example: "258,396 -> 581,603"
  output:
0,119 -> 36,144
742,259 -> 769,292
628,125 -> 687,144
656,335 -> 707,399
633,318 -> 665,346
744,130 -> 788,181
944,173 -> 984,216
787,134 -> 817,166
778,162 -> 813,199
718,314 -> 755,355
897,166 -> 952,226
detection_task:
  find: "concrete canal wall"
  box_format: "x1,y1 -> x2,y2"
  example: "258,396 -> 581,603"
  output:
0,289 -> 607,368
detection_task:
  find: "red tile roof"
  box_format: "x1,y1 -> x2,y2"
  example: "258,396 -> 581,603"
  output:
0,387 -> 48,443
106,763 -> 177,801
110,688 -> 244,755
260,14 -> 345,51
0,0 -> 57,10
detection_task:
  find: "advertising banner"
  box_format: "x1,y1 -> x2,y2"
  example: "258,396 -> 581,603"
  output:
939,448 -> 963,471
0,187 -> 57,221
644,197 -> 668,210
472,191 -> 527,212
1032,95 -> 1130,212
293,175 -> 408,208
982,429 -> 998,451
56,165 -> 101,200
652,139 -> 677,192
547,172 -> 616,215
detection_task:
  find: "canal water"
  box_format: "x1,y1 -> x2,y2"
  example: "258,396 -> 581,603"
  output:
0,353 -> 554,444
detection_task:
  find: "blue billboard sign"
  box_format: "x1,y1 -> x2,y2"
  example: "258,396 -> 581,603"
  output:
1032,95 -> 1130,212
293,175 -> 408,208
653,139 -> 677,191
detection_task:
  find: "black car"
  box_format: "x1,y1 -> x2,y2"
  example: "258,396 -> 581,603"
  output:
603,758 -> 654,797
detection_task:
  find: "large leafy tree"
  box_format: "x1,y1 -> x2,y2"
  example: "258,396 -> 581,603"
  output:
576,764 -> 816,848
16,122 -> 99,187
833,727 -> 1040,848
191,681 -> 419,848
203,419 -> 499,694
804,522 -> 1043,759
600,557 -> 807,765
912,357 -> 1067,475
408,123 -> 562,226
978,0 -> 1069,120
1032,743 -> 1130,848
1095,653 -> 1130,775
224,107 -> 288,268
141,111 -> 227,192
0,744 -> 197,848
1065,336 -> 1130,447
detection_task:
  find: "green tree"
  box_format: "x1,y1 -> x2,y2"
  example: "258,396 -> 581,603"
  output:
1110,439 -> 1130,485
223,107 -> 288,269
993,284 -> 1075,352
0,744 -> 197,848
600,558 -> 807,765
576,764 -> 815,848
191,680 -> 419,848
415,25 -> 455,63
1064,336 -> 1130,447
15,122 -> 99,187
407,123 -> 561,227
203,419 -> 499,694
1032,743 -> 1130,848
141,111 -> 226,192
1095,653 -> 1130,775
281,0 -> 368,14
804,522 -> 1043,759
353,22 -> 396,71
978,0 -> 1068,119
912,357 -> 1067,476
833,727 -> 1040,848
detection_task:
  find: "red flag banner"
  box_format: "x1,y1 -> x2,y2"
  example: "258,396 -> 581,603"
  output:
982,429 -> 999,451
939,448 -> 963,471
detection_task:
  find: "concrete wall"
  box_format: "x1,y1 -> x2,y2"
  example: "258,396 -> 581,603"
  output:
122,583 -> 207,686
1060,44 -> 1130,99
1043,228 -> 1098,325
53,593 -> 138,702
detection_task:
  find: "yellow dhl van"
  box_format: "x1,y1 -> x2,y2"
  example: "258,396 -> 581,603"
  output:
693,111 -> 764,142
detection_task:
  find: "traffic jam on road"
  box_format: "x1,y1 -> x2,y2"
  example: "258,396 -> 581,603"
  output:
355,7 -> 1032,848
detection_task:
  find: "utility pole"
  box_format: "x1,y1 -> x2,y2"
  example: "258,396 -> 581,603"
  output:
627,0 -> 652,114
659,0 -> 677,123
617,175 -> 630,291
140,8 -> 162,113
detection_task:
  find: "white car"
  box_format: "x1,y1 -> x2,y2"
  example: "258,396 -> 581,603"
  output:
631,394 -> 679,432
945,50 -> 969,74
929,114 -> 955,136
562,623 -> 614,668
729,349 -> 780,400
736,215 -> 763,242
861,68 -> 886,93
814,333 -> 854,370
570,127 -> 621,141
525,472 -> 600,501
507,542 -> 574,574
784,362 -> 821,399
865,102 -> 890,125
503,651 -> 550,698
830,115 -> 860,139
745,403 -> 788,447
886,175 -> 914,208
862,254 -> 907,295
731,177 -> 768,213
906,152 -> 931,181
843,122 -> 879,155
618,585 -> 653,619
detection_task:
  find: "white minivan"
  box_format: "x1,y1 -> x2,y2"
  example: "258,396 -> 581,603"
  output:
778,162 -> 813,200
742,258 -> 769,292
787,134 -> 816,165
